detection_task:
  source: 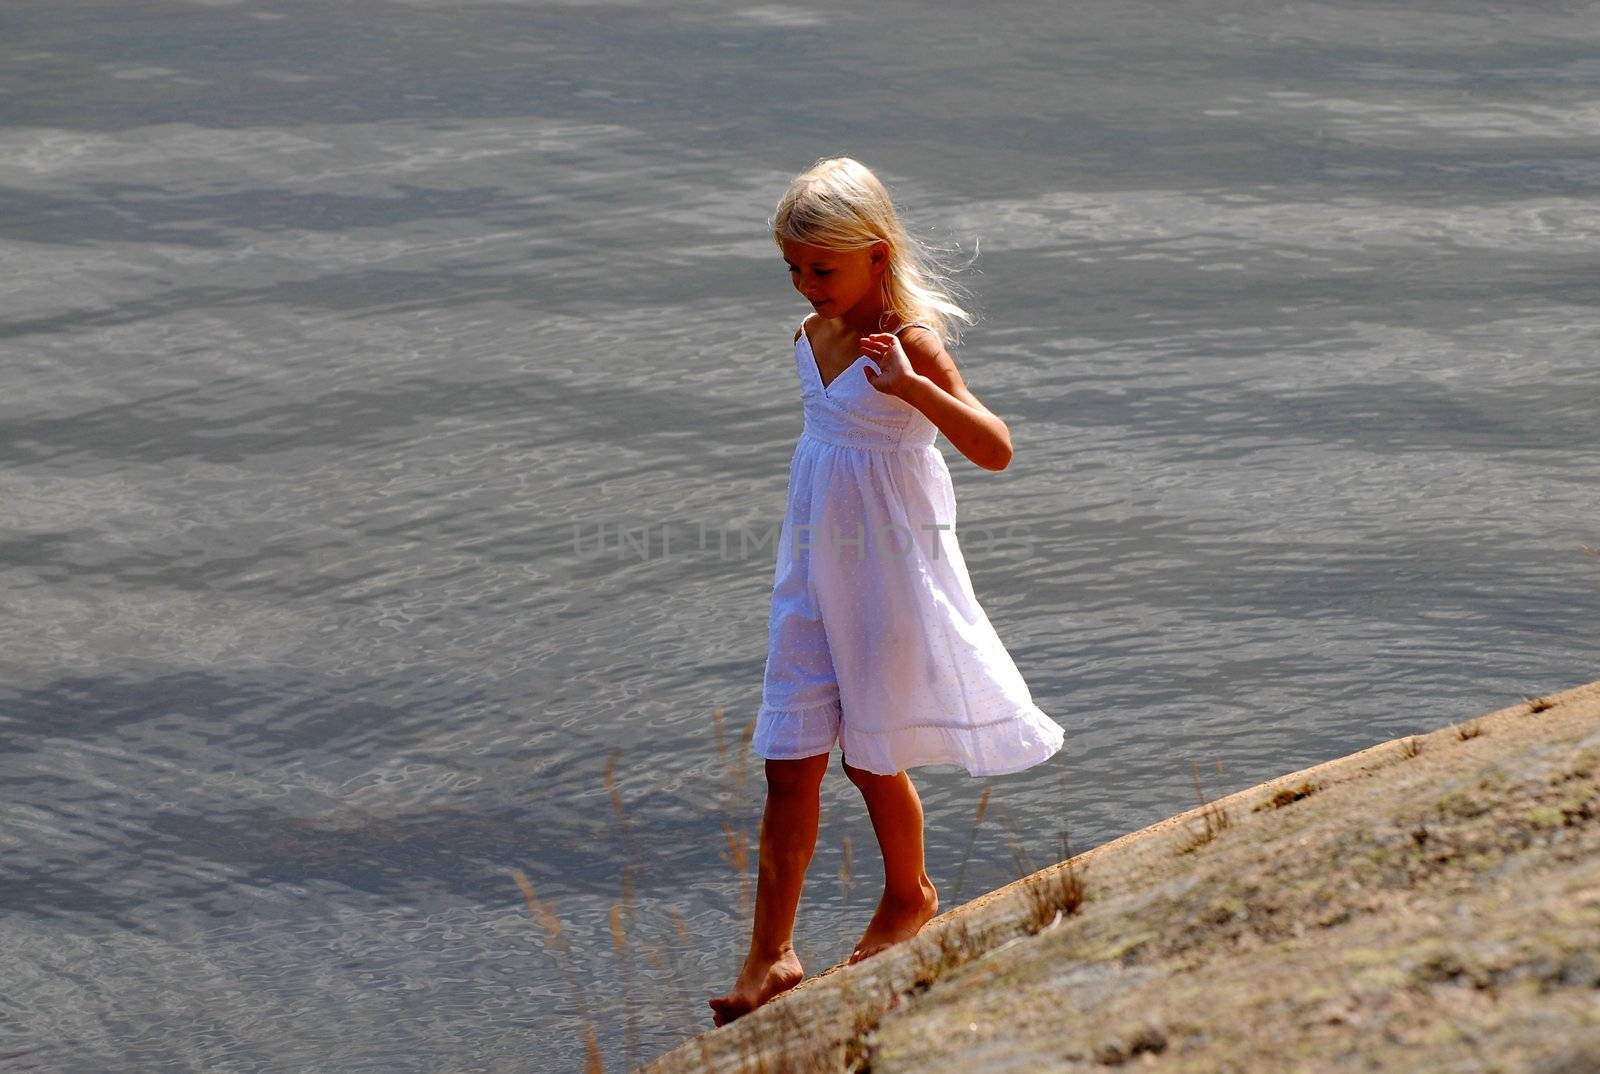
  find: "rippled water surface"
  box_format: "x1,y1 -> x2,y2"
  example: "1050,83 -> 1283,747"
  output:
2,1 -> 1597,1070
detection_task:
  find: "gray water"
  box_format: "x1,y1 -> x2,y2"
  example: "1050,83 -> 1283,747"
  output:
2,1 -> 1597,1070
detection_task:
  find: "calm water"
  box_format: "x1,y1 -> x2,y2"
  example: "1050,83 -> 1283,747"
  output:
2,1 -> 1597,1070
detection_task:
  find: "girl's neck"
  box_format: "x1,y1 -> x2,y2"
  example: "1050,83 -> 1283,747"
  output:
830,296 -> 893,336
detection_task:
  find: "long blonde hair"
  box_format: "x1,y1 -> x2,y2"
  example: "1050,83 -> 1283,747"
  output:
771,156 -> 975,346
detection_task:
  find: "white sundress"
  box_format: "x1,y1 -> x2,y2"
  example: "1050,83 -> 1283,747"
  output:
752,319 -> 1066,778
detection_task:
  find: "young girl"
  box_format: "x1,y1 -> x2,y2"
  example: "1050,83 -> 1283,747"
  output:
708,157 -> 1065,1027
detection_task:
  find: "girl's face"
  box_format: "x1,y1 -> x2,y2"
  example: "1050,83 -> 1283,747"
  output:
780,237 -> 888,321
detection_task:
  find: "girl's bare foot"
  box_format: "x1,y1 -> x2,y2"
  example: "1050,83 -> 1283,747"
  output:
708,944 -> 805,1027
847,876 -> 938,964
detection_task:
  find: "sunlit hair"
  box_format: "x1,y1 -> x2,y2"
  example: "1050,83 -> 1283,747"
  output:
771,156 -> 975,346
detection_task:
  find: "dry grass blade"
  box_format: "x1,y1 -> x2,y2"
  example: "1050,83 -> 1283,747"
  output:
646,904 -> 721,1054
510,868 -> 606,1071
720,819 -> 752,919
996,800 -> 1033,880
839,830 -> 853,902
604,748 -> 626,822
739,718 -> 756,800
1177,758 -> 1233,853
512,868 -> 564,941
609,902 -> 626,955
1022,858 -> 1086,933
1252,779 -> 1317,813
1187,757 -> 1207,814
1056,767 -> 1072,863
903,919 -> 982,998
721,816 -> 750,869
951,783 -> 992,905
669,906 -> 692,949
713,712 -> 758,919
602,749 -> 642,1067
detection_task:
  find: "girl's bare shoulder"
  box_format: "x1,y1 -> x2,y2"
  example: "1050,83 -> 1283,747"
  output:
893,322 -> 948,368
896,324 -> 985,407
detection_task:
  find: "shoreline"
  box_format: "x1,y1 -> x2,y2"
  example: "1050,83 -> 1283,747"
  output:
642,678 -> 1600,1072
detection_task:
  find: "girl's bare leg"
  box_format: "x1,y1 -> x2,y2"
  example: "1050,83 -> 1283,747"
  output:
708,752 -> 830,1027
842,757 -> 939,964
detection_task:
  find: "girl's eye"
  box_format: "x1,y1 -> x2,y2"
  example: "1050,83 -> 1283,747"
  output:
814,269 -> 833,277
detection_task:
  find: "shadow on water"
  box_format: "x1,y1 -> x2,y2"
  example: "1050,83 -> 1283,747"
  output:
1,672 -> 720,930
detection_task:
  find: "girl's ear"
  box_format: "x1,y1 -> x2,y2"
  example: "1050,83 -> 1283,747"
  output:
871,240 -> 890,272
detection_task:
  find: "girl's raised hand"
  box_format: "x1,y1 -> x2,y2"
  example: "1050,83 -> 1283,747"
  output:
859,333 -> 918,399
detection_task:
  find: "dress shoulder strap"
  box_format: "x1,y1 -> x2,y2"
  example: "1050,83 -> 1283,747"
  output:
891,320 -> 939,342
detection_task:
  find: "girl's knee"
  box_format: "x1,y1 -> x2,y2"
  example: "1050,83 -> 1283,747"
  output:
841,753 -> 899,785
765,753 -> 829,794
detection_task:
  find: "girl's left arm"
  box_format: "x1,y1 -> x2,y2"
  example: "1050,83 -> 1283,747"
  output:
861,328 -> 1014,471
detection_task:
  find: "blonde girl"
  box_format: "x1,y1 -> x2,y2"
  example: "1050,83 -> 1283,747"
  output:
709,157 -> 1064,1026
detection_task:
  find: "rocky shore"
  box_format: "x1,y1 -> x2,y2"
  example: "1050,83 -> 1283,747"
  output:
642,679 -> 1600,1073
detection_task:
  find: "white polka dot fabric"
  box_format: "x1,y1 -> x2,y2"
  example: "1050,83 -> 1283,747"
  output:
753,322 -> 1066,777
